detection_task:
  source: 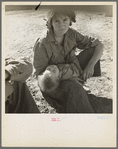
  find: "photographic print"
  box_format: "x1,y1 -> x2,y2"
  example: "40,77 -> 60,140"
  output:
2,1 -> 116,147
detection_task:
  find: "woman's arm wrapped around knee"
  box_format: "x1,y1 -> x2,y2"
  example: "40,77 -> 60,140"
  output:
82,41 -> 104,81
5,57 -> 33,82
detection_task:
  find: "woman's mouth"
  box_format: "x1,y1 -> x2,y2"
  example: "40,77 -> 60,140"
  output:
60,29 -> 66,32
60,28 -> 66,30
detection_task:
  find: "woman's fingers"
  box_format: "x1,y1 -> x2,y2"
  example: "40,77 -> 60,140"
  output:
83,71 -> 92,81
12,66 -> 19,76
83,71 -> 87,81
83,66 -> 94,81
88,73 -> 91,78
86,72 -> 90,80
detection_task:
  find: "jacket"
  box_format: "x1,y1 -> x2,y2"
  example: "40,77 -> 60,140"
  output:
33,27 -> 100,79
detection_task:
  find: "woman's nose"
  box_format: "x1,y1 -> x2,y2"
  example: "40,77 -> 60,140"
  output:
59,21 -> 65,26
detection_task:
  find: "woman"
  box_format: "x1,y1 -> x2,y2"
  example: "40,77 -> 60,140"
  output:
5,57 -> 40,113
33,8 -> 112,113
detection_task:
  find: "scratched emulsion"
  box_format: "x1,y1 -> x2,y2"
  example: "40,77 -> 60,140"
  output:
5,8 -> 113,113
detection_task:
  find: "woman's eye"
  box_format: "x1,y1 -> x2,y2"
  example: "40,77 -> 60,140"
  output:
55,20 -> 59,23
64,19 -> 67,22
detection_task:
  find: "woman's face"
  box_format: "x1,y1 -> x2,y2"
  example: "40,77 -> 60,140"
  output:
52,13 -> 70,37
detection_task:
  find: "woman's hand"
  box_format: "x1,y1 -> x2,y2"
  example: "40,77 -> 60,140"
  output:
78,67 -> 83,77
82,64 -> 94,81
5,81 -> 14,101
5,71 -> 10,80
82,42 -> 104,81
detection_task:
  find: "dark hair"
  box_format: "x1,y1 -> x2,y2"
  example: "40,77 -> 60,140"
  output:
38,73 -> 59,92
46,8 -> 76,30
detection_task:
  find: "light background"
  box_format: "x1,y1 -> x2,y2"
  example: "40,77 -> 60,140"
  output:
2,1 -> 117,147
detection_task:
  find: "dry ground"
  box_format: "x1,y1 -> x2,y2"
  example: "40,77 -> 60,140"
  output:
5,9 -> 113,113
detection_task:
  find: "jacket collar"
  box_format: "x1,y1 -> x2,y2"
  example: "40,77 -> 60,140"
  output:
46,28 -> 75,44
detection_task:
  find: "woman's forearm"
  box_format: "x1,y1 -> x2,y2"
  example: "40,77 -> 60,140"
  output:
87,42 -> 104,67
57,63 -> 80,80
5,70 -> 10,80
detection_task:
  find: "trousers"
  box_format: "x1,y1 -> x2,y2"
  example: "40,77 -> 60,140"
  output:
42,47 -> 112,113
5,81 -> 40,113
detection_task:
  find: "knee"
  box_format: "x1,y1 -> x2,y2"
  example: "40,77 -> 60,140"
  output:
68,80 -> 85,93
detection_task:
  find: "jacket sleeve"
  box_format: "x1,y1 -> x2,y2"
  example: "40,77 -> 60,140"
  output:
57,63 -> 80,80
57,47 -> 82,80
5,57 -> 33,82
73,29 -> 100,50
57,46 -> 84,80
33,39 -> 49,77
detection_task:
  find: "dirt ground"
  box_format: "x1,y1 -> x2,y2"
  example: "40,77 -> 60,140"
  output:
5,9 -> 113,113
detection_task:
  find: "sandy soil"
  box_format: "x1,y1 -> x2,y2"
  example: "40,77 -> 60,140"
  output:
5,9 -> 113,113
